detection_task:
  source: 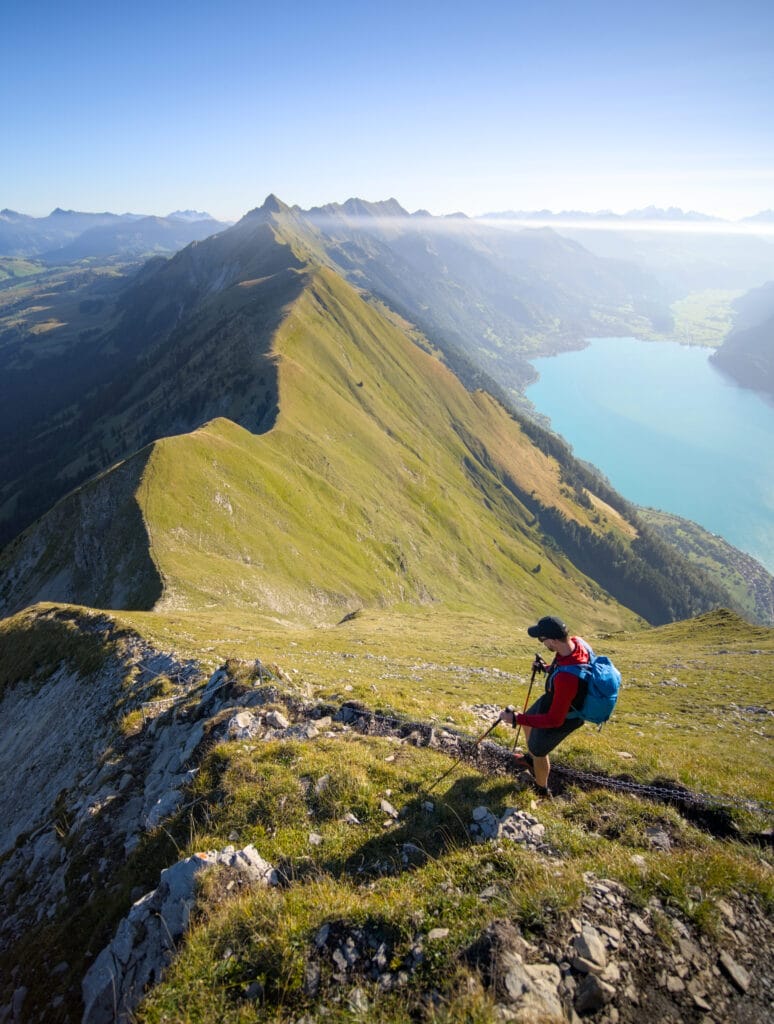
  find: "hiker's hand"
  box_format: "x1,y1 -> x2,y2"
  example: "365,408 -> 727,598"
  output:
532,655 -> 547,673
499,708 -> 515,727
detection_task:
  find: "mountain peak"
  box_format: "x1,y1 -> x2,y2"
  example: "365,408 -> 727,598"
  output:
306,198 -> 409,220
235,194 -> 293,227
341,197 -> 409,218
261,194 -> 290,214
167,209 -> 214,222
742,209 -> 774,223
624,205 -> 720,222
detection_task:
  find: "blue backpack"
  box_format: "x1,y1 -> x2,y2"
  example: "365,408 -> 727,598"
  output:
557,641 -> 621,725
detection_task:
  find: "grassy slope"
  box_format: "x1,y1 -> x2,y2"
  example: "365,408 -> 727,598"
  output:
135,267 -> 642,632
669,289 -> 744,347
10,598 -> 763,1024
638,506 -> 774,626
3,599 -> 770,1024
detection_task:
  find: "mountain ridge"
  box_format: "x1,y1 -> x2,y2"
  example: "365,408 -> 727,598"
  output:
0,259 -> 733,627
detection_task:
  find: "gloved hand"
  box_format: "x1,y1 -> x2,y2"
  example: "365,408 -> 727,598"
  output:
499,706 -> 516,727
532,655 -> 547,674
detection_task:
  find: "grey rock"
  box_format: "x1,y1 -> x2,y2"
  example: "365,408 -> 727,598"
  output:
12,988 -> 27,1020
498,809 -> 549,849
630,913 -> 651,935
502,960 -> 564,1022
573,925 -> 607,969
226,711 -> 261,740
82,845 -> 278,1024
332,949 -> 349,973
303,961 -> 320,997
144,788 -> 185,830
348,986 -> 369,1013
380,798 -> 399,819
479,884 -> 500,899
289,722 -> 319,740
228,845 -> 279,885
719,951 -> 751,992
572,956 -> 605,975
401,842 -> 425,864
471,806 -> 499,840
716,898 -> 736,925
644,826 -> 671,851
243,980 -> 263,1000
574,973 -> 615,1014
265,710 -> 290,729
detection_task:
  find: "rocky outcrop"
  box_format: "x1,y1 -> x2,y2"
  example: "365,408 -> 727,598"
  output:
82,844 -> 278,1024
458,873 -> 773,1023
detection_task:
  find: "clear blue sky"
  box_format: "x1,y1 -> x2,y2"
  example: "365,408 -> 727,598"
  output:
3,0 -> 773,221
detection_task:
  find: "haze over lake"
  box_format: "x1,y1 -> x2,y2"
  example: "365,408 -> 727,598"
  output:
526,337 -> 774,573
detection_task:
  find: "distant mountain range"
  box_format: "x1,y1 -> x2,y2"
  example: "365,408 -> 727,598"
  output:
483,205 -> 772,225
0,207 -> 228,262
481,207 -> 774,293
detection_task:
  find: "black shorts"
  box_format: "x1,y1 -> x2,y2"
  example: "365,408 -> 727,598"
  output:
524,692 -> 584,757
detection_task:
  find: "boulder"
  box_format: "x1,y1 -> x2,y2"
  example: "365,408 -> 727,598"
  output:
82,845 -> 278,1024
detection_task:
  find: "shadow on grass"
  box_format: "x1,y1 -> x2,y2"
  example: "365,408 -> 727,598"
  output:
332,775 -> 520,879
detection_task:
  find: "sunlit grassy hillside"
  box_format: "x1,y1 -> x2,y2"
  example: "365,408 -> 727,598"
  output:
2,264 -> 663,631
127,267 -> 646,629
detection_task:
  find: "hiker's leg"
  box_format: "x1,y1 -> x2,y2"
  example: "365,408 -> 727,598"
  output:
527,719 -> 583,789
522,723 -> 550,784
532,754 -> 550,787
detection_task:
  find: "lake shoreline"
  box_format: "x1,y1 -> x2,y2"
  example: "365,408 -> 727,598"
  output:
526,336 -> 774,574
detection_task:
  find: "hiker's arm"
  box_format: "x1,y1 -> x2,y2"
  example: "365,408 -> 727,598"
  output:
516,674 -> 578,728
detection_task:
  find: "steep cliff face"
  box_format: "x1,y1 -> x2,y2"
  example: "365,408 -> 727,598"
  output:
0,448 -> 162,618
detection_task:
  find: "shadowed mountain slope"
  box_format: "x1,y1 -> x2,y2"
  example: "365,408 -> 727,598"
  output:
0,446 -> 162,614
0,208 -> 311,545
711,281 -> 774,398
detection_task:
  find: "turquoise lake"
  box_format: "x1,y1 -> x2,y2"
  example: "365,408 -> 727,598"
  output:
526,337 -> 774,573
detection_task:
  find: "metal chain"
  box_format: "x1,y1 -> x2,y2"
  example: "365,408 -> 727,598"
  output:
337,702 -> 774,817
133,672 -> 774,817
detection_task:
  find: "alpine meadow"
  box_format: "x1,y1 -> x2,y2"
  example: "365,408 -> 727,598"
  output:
0,195 -> 772,1024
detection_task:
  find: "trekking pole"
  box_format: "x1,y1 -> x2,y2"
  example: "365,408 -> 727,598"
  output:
425,708 -> 513,795
512,656 -> 543,750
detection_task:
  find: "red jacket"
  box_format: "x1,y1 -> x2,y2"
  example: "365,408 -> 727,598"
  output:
516,637 -> 590,729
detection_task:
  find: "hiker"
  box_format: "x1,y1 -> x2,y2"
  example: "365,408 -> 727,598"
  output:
498,615 -> 590,796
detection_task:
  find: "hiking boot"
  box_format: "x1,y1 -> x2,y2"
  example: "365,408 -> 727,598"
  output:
524,775 -> 552,799
511,751 -> 533,772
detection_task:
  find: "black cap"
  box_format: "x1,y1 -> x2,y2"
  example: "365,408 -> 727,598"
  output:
527,615 -> 568,640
